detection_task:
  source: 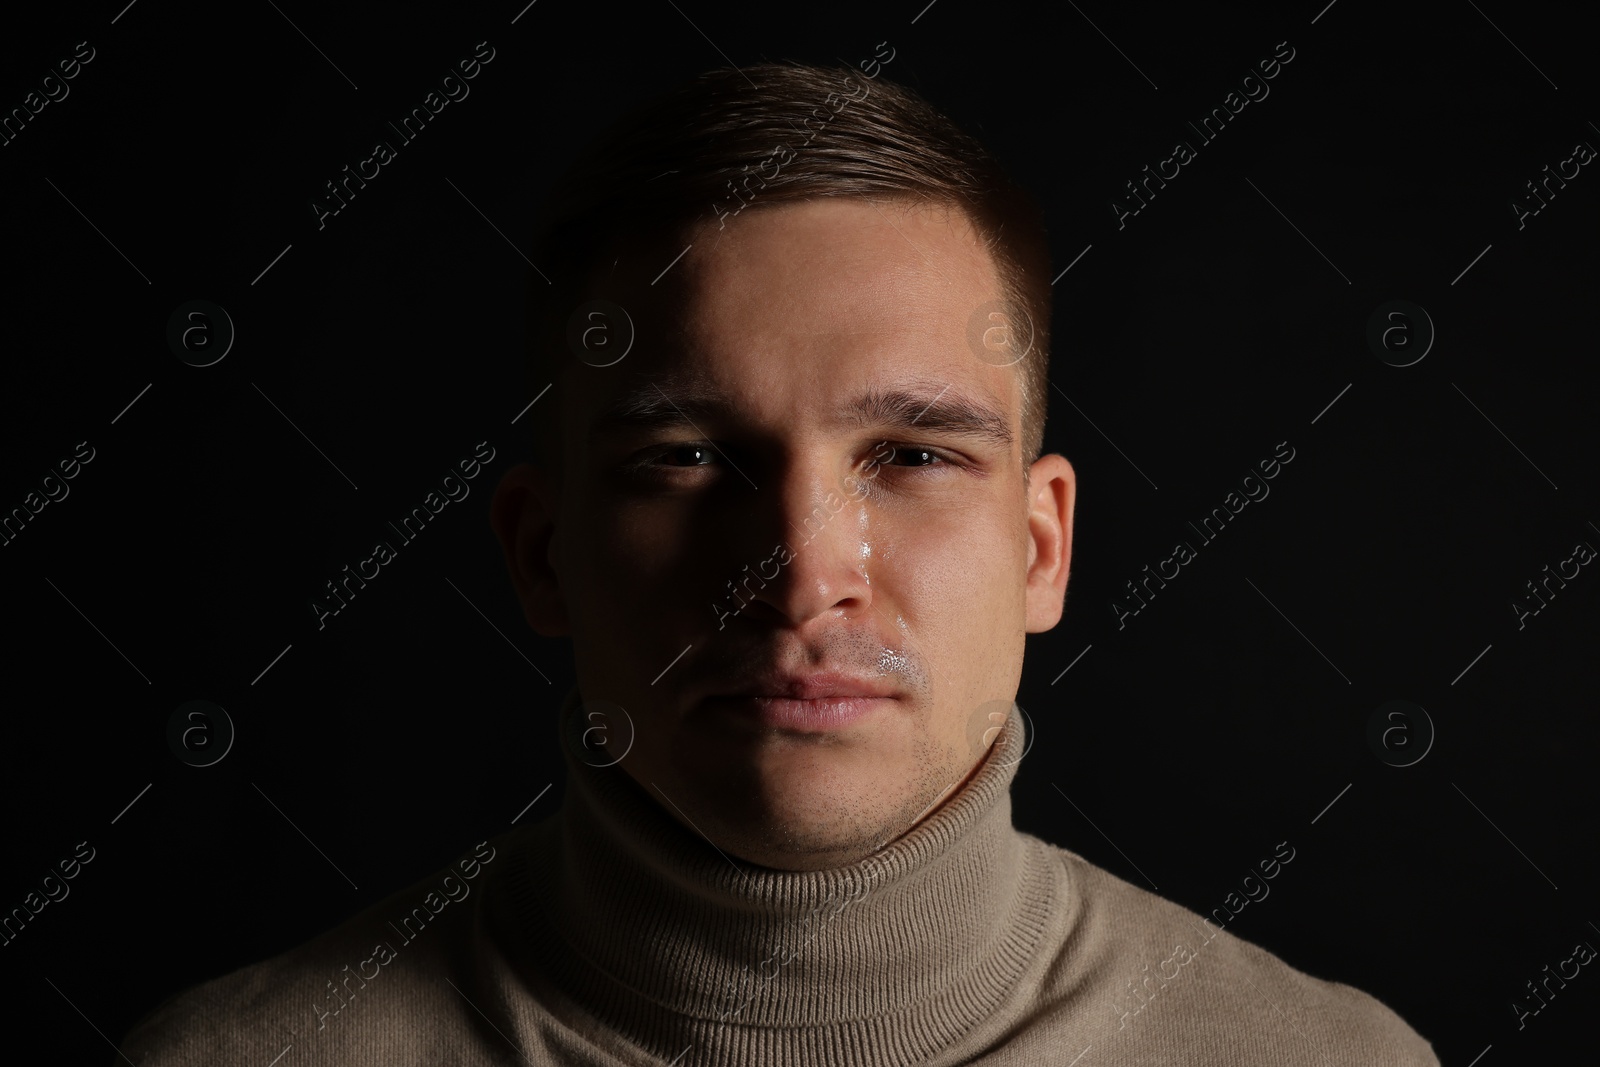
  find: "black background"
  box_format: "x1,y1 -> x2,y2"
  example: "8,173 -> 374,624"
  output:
1,1 -> 1595,1063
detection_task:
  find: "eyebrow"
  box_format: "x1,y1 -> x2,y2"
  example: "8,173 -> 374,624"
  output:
590,374 -> 1016,452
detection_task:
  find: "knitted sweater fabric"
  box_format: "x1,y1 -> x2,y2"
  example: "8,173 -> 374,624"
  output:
116,689 -> 1440,1066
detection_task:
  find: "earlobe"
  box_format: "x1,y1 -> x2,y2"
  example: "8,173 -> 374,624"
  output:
1023,453 -> 1075,634
490,462 -> 570,637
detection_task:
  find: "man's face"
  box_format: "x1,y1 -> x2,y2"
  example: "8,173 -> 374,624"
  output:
494,198 -> 1074,871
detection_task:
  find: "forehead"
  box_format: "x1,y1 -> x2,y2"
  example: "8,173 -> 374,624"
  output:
570,198 -> 1021,444
675,197 -> 1003,342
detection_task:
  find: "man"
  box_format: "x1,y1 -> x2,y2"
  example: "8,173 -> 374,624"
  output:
117,61 -> 1440,1065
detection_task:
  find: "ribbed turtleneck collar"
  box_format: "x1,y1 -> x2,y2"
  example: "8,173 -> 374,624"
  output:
492,685 -> 1064,1066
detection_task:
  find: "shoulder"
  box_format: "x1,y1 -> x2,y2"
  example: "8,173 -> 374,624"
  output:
1014,838 -> 1440,1066
115,836 -> 512,1066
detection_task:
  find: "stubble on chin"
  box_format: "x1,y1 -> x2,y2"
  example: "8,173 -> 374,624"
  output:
686,730 -> 980,869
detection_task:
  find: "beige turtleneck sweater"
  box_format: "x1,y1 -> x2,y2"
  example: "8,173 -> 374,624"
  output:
116,688 -> 1440,1065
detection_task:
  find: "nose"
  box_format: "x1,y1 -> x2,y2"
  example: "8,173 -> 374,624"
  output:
736,455 -> 875,628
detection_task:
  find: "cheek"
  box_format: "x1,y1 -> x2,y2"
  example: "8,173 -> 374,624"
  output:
878,503 -> 1028,726
566,497 -> 716,630
880,502 -> 1026,622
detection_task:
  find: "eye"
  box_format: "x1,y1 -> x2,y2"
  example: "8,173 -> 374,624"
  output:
654,443 -> 717,467
620,442 -> 721,479
883,445 -> 947,469
847,443 -> 969,490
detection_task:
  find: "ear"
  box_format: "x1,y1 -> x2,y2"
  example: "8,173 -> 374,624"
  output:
489,462 -> 570,637
1023,453 -> 1075,633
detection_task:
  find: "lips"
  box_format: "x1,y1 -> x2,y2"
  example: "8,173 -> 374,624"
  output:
702,694 -> 893,732
713,671 -> 896,701
702,671 -> 897,732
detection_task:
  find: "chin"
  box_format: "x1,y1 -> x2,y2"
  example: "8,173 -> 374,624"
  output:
721,802 -> 905,869
747,744 -> 885,803
694,745 -> 897,823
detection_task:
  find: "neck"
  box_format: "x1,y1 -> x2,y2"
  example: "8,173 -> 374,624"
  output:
488,686 -> 1059,1065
